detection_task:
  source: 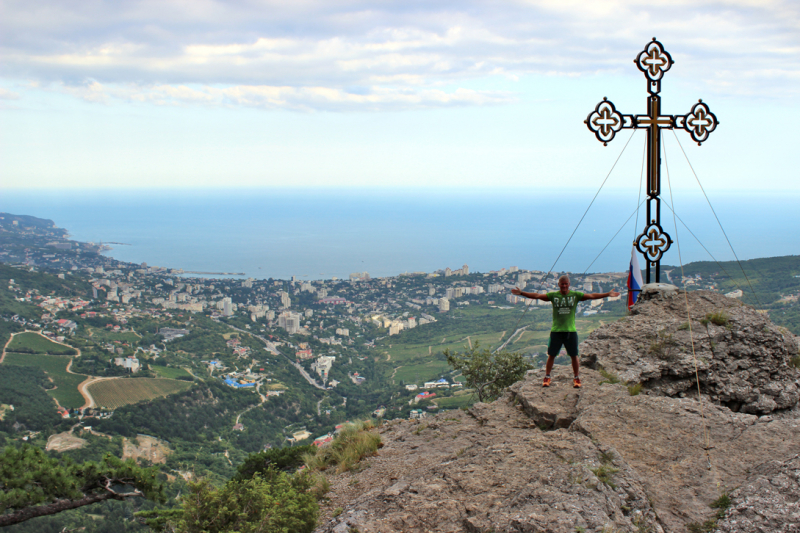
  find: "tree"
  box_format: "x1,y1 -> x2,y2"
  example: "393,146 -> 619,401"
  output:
0,445 -> 164,527
142,472 -> 318,533
444,342 -> 533,402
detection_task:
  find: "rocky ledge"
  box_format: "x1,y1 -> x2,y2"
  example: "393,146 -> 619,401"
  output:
317,291 -> 800,533
581,289 -> 799,415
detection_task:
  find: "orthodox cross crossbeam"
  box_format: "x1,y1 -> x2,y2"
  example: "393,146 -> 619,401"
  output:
585,38 -> 718,283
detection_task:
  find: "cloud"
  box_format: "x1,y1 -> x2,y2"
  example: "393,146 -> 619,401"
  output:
2,0 -> 799,110
53,80 -> 515,111
0,87 -> 20,100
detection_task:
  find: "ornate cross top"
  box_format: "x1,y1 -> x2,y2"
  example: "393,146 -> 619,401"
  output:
585,38 -> 719,284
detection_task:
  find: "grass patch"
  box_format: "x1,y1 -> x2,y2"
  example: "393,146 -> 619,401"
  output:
7,332 -> 77,355
435,394 -> 475,410
710,492 -> 732,517
598,368 -> 621,385
790,354 -> 800,370
686,491 -> 732,533
88,378 -> 192,409
85,327 -> 141,343
151,365 -> 192,379
649,331 -> 677,361
391,360 -> 452,384
701,311 -> 730,328
590,450 -> 619,489
627,383 -> 643,396
303,420 -> 381,474
3,352 -> 85,408
590,464 -> 619,489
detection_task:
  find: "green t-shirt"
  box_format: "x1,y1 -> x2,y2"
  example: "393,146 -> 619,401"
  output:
546,290 -> 585,332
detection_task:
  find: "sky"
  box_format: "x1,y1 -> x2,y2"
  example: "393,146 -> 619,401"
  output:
1,0 -> 799,192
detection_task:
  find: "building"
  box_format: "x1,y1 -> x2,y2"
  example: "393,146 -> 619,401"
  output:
278,311 -> 301,334
311,356 -> 335,381
279,291 -> 291,309
320,296 -> 347,305
114,356 -> 140,373
222,297 -> 233,317
438,298 -> 450,312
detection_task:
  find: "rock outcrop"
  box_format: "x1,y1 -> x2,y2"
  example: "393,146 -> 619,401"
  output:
581,289 -> 799,414
317,291 -> 800,533
716,454 -> 800,533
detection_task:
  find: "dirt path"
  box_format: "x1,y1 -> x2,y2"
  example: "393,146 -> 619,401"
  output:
390,366 -> 402,384
77,376 -> 120,409
0,332 -> 15,363
496,326 -> 529,352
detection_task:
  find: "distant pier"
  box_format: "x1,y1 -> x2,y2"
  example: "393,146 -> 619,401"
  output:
180,271 -> 246,276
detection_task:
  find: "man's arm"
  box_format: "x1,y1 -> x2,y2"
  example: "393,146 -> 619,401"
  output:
511,287 -> 550,301
580,291 -> 621,301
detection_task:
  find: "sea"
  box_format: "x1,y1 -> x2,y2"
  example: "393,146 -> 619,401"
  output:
2,188 -> 798,281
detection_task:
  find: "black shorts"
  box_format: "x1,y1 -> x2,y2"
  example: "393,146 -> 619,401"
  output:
547,331 -> 579,357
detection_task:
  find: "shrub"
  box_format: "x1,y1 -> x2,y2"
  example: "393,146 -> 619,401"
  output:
443,342 -> 533,402
304,421 -> 381,474
156,472 -> 318,533
628,383 -> 643,396
234,445 -> 314,481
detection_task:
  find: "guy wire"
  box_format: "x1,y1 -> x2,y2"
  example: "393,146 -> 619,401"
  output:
671,131 -> 762,307
663,134 -> 714,470
497,129 -> 638,352
661,200 -> 757,308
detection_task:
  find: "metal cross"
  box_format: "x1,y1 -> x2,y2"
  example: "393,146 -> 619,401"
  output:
585,38 -> 718,283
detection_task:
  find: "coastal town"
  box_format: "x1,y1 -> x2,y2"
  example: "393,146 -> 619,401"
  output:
0,211 -> 744,450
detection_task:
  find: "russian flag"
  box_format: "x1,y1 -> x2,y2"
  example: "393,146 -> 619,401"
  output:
627,246 -> 644,310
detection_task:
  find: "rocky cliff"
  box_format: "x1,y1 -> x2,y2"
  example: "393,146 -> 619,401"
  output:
316,290 -> 800,533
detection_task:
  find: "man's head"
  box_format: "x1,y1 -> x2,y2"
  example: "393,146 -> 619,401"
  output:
558,275 -> 570,295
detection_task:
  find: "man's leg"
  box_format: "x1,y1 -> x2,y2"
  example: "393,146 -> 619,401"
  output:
543,333 -> 562,387
545,355 -> 557,376
565,332 -> 581,388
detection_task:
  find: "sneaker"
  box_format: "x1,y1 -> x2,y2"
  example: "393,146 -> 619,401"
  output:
542,377 -> 551,387
573,377 -> 582,389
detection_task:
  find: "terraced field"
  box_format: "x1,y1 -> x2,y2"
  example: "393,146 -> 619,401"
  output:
6,332 -> 77,355
88,378 -> 192,409
3,352 -> 85,408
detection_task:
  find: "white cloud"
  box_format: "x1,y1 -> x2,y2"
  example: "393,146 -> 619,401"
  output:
0,88 -> 20,100
50,80 -> 514,111
2,0 -> 799,110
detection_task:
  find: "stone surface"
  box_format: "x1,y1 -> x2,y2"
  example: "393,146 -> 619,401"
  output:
580,290 -> 800,414
716,454 -> 800,533
318,390 -> 663,533
316,291 -> 800,533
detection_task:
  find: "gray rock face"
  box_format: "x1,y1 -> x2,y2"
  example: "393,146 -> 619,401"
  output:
580,290 -> 800,414
716,454 -> 800,533
318,386 -> 664,533
316,292 -> 800,533
317,368 -> 800,533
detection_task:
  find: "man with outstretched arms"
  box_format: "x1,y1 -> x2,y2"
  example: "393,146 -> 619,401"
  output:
511,275 -> 620,388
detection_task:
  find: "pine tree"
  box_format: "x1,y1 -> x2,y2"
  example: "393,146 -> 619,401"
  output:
0,445 -> 164,527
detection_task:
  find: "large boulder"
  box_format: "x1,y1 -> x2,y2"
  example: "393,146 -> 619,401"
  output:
580,289 -> 800,414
